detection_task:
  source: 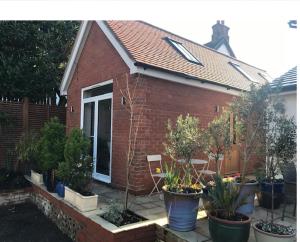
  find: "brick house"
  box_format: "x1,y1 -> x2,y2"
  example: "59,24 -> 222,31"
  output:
60,21 -> 269,195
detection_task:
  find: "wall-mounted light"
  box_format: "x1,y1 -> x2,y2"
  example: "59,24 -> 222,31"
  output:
70,106 -> 74,112
121,96 -> 126,105
215,105 -> 220,113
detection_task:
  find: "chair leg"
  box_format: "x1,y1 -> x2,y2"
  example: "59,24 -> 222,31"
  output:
149,177 -> 162,196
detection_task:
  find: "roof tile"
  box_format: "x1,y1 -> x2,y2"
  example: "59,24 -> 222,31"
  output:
106,21 -> 268,90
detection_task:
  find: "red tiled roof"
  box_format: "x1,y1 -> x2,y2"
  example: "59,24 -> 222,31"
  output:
105,21 -> 268,91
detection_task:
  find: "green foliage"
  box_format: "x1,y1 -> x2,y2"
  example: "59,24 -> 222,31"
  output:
164,114 -> 203,190
57,128 -> 92,193
0,21 -> 79,101
208,175 -> 244,219
275,117 -> 296,164
101,202 -> 124,226
16,131 -> 39,164
38,117 -> 66,172
230,84 -> 271,180
202,111 -> 232,175
15,131 -> 40,172
164,162 -> 180,192
256,221 -> 295,235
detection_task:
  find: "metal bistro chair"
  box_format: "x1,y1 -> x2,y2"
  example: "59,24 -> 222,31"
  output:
147,155 -> 166,196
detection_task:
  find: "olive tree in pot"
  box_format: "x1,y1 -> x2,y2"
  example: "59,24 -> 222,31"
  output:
38,117 -> 66,192
253,99 -> 296,242
208,175 -> 250,242
57,128 -> 97,212
230,84 -> 270,214
201,111 -> 232,210
163,114 -> 203,232
256,90 -> 296,210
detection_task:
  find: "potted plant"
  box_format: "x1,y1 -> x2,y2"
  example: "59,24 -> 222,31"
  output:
201,111 -> 232,210
208,175 -> 250,242
57,128 -> 98,212
38,117 -> 66,192
253,91 -> 296,241
15,131 -> 43,184
163,114 -> 203,232
230,84 -> 271,214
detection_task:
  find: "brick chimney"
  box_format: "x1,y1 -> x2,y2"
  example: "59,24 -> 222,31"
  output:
211,20 -> 230,43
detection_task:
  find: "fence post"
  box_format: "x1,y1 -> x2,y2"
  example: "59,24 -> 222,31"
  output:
23,97 -> 29,134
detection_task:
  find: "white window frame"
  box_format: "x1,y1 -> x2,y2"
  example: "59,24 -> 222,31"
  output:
167,38 -> 201,64
229,62 -> 258,83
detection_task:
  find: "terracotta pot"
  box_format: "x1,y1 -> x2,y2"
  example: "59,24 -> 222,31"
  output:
253,222 -> 296,242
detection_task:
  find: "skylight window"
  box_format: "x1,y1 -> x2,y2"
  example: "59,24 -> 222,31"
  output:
229,61 -> 258,83
258,72 -> 272,82
166,38 -> 201,64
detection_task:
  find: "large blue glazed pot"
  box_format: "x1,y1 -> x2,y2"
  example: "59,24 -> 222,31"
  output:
234,181 -> 259,215
162,186 -> 201,232
55,181 -> 65,198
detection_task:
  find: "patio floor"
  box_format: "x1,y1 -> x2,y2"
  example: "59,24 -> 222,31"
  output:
91,182 -> 297,242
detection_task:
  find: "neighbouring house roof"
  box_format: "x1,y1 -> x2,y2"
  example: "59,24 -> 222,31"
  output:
270,66 -> 297,92
60,21 -> 269,96
204,37 -> 236,58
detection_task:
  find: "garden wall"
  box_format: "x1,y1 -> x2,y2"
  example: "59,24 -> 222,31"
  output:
30,183 -> 157,242
0,97 -> 66,170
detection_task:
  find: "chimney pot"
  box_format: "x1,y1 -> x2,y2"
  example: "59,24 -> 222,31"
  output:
211,20 -> 230,43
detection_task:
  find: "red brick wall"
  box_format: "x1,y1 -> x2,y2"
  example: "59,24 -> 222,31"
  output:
66,22 -> 129,132
66,22 -> 131,191
129,75 -> 235,193
66,22 -> 241,195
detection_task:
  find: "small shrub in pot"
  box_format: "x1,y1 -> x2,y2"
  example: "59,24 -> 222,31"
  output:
57,128 -> 97,211
38,117 -> 66,192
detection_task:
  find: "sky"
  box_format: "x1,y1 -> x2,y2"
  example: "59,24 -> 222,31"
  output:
149,18 -> 297,80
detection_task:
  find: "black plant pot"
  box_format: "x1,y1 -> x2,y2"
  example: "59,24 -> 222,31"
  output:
43,170 -> 56,192
258,181 -> 284,209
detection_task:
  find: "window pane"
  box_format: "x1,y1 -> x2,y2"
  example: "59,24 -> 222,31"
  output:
96,99 -> 112,176
83,83 -> 113,98
168,38 -> 200,64
83,102 -> 95,156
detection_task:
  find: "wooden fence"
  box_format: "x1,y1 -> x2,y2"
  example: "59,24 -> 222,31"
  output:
0,97 -> 66,170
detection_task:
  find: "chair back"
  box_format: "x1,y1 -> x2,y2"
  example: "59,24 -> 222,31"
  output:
147,155 -> 163,175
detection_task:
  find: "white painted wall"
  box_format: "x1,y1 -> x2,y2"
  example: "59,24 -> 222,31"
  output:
281,91 -> 297,122
217,43 -> 231,56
